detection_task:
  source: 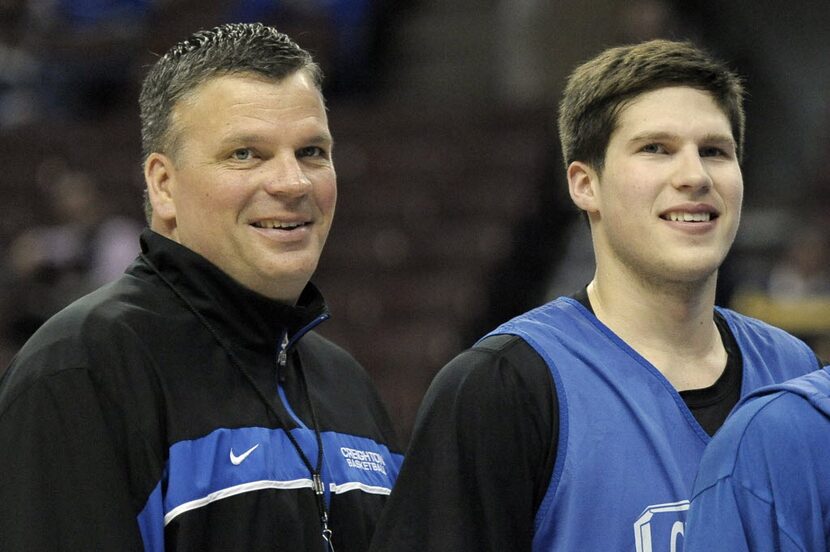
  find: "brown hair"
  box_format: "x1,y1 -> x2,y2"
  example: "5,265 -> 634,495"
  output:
558,39 -> 745,172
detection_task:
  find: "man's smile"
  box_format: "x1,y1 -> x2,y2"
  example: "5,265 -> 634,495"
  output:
251,220 -> 310,230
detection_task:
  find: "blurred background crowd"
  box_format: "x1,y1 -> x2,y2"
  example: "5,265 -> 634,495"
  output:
1,0 -> 828,441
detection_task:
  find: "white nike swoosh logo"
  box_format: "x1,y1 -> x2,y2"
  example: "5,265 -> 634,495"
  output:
230,444 -> 260,465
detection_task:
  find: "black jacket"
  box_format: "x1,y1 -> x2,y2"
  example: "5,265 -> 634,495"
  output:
0,229 -> 402,551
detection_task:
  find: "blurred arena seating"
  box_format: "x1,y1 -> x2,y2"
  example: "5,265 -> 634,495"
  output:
1,0 -> 828,441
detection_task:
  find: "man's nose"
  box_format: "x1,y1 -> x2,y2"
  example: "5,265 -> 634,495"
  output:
263,155 -> 312,197
671,148 -> 712,192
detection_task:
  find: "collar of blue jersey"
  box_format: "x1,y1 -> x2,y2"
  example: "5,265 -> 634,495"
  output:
137,229 -> 329,351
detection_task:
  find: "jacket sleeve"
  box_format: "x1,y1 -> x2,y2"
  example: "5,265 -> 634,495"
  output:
0,366 -> 145,551
369,336 -> 556,551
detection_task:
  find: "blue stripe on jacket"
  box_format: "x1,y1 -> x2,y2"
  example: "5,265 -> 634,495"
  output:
136,425 -> 403,551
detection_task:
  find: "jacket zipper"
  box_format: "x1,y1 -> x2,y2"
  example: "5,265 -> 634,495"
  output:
279,313 -> 330,365
276,313 -> 329,427
275,313 -> 332,509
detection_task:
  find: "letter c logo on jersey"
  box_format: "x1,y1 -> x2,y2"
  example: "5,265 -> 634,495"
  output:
634,500 -> 689,552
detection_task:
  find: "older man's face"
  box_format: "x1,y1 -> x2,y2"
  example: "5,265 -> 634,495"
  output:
147,71 -> 336,303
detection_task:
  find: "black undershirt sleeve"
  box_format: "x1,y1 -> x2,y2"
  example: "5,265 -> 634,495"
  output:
369,335 -> 556,551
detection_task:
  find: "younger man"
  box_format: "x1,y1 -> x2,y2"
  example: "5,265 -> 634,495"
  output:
370,40 -> 820,551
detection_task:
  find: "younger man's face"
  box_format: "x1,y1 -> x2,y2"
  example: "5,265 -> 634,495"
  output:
582,85 -> 743,286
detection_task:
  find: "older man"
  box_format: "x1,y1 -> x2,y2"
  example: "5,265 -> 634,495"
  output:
0,23 -> 401,551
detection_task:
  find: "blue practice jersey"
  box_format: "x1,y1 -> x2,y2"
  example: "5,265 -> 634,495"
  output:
486,297 -> 817,551
686,366 -> 830,551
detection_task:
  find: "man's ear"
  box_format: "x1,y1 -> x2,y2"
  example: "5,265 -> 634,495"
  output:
144,153 -> 177,231
567,161 -> 600,214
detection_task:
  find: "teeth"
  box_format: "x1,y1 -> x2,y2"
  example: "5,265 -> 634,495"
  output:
665,212 -> 711,222
255,220 -> 305,229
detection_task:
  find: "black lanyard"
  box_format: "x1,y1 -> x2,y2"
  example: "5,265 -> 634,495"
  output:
278,332 -> 334,551
142,254 -> 335,550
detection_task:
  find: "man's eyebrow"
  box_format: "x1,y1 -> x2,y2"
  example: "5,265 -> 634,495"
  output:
306,133 -> 334,146
218,132 -> 334,146
218,133 -> 266,146
628,131 -> 735,147
628,131 -> 678,143
699,133 -> 737,147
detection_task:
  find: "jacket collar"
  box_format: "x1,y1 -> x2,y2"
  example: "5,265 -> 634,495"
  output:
137,229 -> 328,350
